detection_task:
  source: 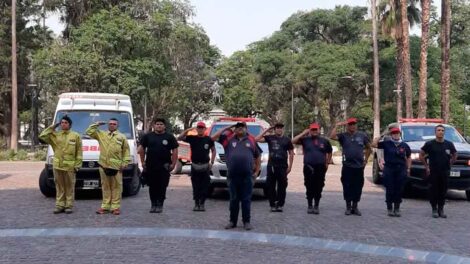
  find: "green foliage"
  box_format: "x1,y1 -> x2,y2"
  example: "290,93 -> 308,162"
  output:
33,148 -> 47,161
15,150 -> 28,160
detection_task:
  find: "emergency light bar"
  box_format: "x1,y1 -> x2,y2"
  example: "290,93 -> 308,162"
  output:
217,117 -> 256,122
399,118 -> 444,124
59,93 -> 130,100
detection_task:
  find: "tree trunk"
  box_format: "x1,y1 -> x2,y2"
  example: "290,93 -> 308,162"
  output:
401,0 -> 413,119
440,0 -> 451,123
418,0 -> 430,119
396,32 -> 404,122
372,0 -> 380,139
11,0 -> 18,151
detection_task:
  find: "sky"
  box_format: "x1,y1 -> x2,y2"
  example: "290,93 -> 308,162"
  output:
45,0 -> 440,57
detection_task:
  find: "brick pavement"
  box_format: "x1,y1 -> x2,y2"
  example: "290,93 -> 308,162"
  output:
0,158 -> 469,263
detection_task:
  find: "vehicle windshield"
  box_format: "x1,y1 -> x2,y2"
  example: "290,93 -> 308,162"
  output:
210,124 -> 262,137
55,110 -> 134,139
402,126 -> 464,143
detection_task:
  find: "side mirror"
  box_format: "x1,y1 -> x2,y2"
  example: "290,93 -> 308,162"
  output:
465,136 -> 470,144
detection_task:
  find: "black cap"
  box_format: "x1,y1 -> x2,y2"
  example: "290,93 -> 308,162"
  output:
274,123 -> 284,128
234,122 -> 247,128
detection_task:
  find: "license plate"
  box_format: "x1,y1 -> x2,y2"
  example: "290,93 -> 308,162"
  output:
450,171 -> 460,177
83,180 -> 100,189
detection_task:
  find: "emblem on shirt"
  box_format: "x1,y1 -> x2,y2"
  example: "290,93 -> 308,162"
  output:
204,144 -> 209,149
232,142 -> 237,148
445,149 -> 450,155
162,140 -> 168,145
245,143 -> 251,148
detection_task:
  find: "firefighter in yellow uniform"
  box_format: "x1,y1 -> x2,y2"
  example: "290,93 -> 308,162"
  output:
86,118 -> 130,215
39,115 -> 82,214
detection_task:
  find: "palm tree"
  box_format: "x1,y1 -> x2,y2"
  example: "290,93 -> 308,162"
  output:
400,0 -> 413,118
441,0 -> 451,123
371,0 -> 381,139
379,0 -> 420,120
418,0 -> 430,118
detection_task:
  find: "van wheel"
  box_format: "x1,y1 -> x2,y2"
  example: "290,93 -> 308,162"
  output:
207,185 -> 215,198
171,160 -> 183,174
466,190 -> 470,201
372,157 -> 382,184
262,186 -> 269,198
39,168 -> 55,197
123,169 -> 141,196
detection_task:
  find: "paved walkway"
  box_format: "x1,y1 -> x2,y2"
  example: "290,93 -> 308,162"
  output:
0,159 -> 469,263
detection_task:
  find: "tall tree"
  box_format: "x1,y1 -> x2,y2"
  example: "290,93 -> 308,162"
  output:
400,0 -> 413,118
10,0 -> 18,151
371,0 -> 381,138
440,0 -> 451,122
380,0 -> 420,120
418,0 -> 431,118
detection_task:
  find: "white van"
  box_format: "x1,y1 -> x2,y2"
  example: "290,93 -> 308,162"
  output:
39,93 -> 141,197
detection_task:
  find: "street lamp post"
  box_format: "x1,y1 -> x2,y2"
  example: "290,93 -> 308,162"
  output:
291,86 -> 294,139
27,83 -> 38,149
313,106 -> 319,122
340,99 -> 348,120
464,104 -> 470,137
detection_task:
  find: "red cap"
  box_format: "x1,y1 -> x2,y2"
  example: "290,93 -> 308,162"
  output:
309,123 -> 320,130
196,121 -> 206,128
389,127 -> 401,133
346,118 -> 357,124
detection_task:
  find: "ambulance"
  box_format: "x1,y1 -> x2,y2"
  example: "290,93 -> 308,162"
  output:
39,93 -> 141,197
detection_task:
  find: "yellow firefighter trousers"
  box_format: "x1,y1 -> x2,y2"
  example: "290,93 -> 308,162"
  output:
53,169 -> 76,209
99,167 -> 123,210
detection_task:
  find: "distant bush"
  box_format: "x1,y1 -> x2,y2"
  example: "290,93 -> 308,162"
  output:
34,149 -> 47,161
15,150 -> 28,160
0,148 -> 47,161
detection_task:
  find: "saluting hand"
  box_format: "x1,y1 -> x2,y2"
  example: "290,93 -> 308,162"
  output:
96,121 -> 106,126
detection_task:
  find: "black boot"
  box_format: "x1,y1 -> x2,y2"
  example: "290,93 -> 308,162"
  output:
199,200 -> 205,212
387,203 -> 394,217
307,200 -> 314,214
155,201 -> 163,213
352,202 -> 361,216
393,203 -> 401,217
438,205 -> 447,218
193,200 -> 200,211
345,201 -> 352,215
432,205 -> 438,218
313,199 -> 320,214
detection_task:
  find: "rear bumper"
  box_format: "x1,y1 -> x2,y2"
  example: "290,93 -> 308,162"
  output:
408,164 -> 470,190
45,163 -> 139,190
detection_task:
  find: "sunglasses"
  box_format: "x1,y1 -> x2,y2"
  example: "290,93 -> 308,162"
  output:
108,123 -> 118,126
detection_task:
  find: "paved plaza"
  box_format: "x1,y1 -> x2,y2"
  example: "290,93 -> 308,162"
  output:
0,157 -> 469,263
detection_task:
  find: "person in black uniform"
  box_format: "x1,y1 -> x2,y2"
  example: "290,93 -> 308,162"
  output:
255,123 -> 294,212
292,123 -> 332,214
330,118 -> 372,216
212,122 -> 261,231
138,118 -> 179,213
178,121 -> 216,211
371,127 -> 411,217
419,124 -> 457,218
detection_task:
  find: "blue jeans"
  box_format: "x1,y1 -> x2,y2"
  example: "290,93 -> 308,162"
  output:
227,176 -> 253,224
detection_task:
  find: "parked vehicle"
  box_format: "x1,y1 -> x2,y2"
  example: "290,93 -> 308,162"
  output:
372,118 -> 470,201
39,93 -> 141,197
